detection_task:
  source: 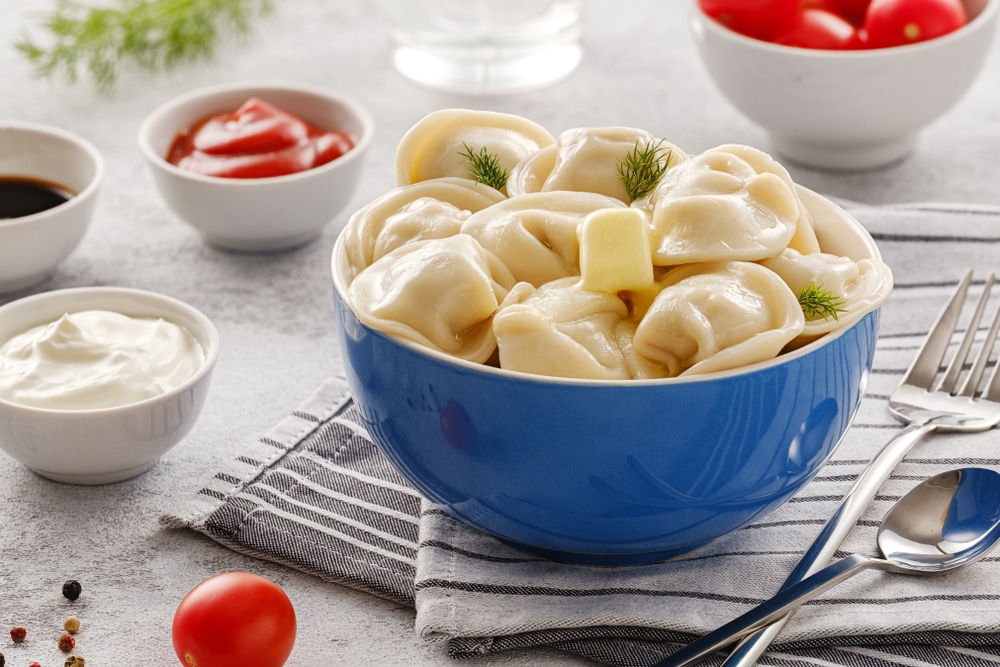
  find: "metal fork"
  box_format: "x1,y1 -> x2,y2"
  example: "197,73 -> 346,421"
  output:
654,269 -> 1000,667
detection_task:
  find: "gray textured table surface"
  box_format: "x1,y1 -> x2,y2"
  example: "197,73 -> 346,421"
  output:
1,1 -> 999,665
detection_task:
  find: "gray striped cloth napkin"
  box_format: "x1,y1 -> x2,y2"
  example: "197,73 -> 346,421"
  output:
163,202 -> 1000,667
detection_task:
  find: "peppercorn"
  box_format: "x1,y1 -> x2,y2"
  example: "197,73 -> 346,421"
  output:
63,617 -> 80,634
0,651 -> 5,666
28,662 -> 40,667
62,580 -> 82,601
9,627 -> 26,643
65,657 -> 85,667
57,632 -> 75,652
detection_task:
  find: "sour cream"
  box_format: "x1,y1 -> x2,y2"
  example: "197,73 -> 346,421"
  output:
0,310 -> 205,410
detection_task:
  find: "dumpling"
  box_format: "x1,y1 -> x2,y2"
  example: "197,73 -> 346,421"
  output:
760,248 -> 893,342
348,235 -> 516,363
461,191 -> 627,287
646,144 -> 817,265
506,126 -> 689,203
633,261 -> 805,377
492,278 -> 638,380
395,109 -> 554,194
341,177 -> 506,282
722,144 -> 820,256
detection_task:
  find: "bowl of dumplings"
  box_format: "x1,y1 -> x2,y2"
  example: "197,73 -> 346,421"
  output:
331,109 -> 893,566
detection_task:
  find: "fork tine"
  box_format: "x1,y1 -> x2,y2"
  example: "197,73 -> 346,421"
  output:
967,274 -> 1000,399
902,270 -> 973,390
984,334 -> 1000,402
944,273 -> 995,396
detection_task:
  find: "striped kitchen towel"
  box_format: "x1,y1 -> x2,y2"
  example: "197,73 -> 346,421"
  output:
164,202 -> 1000,667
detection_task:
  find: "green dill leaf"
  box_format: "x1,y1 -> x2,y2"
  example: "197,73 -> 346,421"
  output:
617,138 -> 672,203
798,282 -> 848,321
15,0 -> 272,92
459,142 -> 510,191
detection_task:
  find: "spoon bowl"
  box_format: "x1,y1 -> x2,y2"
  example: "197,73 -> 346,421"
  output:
656,467 -> 1000,667
879,467 -> 1000,573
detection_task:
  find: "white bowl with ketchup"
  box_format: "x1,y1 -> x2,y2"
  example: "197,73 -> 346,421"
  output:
138,81 -> 374,252
0,121 -> 104,292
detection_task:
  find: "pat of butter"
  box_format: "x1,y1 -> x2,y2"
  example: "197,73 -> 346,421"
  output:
580,208 -> 654,294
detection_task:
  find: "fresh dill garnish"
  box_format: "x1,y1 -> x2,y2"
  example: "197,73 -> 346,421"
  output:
458,143 -> 510,191
798,282 -> 848,321
617,139 -> 672,203
15,0 -> 272,92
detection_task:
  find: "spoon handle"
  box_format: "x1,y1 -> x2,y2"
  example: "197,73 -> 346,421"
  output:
717,420 -> 939,667
651,554 -> 884,667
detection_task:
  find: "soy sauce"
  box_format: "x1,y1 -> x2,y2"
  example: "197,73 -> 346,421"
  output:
0,176 -> 75,219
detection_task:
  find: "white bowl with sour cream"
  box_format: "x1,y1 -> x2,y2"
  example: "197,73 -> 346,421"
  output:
0,287 -> 219,484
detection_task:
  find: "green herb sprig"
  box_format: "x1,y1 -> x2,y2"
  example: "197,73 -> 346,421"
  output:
459,143 -> 510,192
15,0 -> 272,92
798,282 -> 848,321
617,139 -> 672,203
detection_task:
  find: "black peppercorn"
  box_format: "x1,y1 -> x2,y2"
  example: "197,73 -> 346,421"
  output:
62,579 -> 82,601
0,650 -> 5,667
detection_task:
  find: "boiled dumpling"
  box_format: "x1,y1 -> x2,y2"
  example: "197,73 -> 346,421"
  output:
722,144 -> 820,256
348,235 -> 516,363
493,278 -> 637,380
341,177 -> 506,282
395,109 -> 554,194
760,248 -> 893,342
646,144 -> 818,265
507,126 -> 689,203
461,191 -> 627,287
633,261 -> 805,376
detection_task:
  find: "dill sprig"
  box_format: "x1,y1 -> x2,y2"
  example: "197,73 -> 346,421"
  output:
617,139 -> 672,203
459,143 -> 510,191
15,0 -> 272,92
798,282 -> 848,321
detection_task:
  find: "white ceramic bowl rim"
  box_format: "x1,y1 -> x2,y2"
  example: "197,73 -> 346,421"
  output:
331,188 -> 889,389
0,286 -> 221,416
0,121 -> 105,229
694,0 -> 996,58
136,80 -> 375,186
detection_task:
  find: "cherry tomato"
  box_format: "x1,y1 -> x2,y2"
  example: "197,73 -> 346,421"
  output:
172,572 -> 296,667
864,0 -> 967,48
773,8 -> 863,48
698,0 -> 799,39
798,0 -> 843,13
837,0 -> 873,25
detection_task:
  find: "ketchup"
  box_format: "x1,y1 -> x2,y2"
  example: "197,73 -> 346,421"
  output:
166,97 -> 355,179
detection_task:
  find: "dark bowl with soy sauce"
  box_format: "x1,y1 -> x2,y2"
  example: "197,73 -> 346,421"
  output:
0,122 -> 103,293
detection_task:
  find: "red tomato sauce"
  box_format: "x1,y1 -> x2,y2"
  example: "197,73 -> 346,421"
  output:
166,97 -> 355,179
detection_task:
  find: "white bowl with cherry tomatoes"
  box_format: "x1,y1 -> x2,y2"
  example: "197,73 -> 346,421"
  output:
138,81 -> 374,252
691,0 -> 998,169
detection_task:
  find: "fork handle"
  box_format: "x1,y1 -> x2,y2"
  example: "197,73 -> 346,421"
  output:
715,420 -> 939,667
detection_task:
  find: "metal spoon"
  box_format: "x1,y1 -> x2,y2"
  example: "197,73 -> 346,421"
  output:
653,467 -> 1000,667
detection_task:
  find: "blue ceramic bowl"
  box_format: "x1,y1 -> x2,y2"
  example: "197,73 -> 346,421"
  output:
331,188 -> 886,565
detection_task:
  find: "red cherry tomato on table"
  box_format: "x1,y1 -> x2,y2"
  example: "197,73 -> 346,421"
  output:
863,0 -> 968,47
698,0 -> 799,39
773,8 -> 863,48
172,572 -> 297,667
